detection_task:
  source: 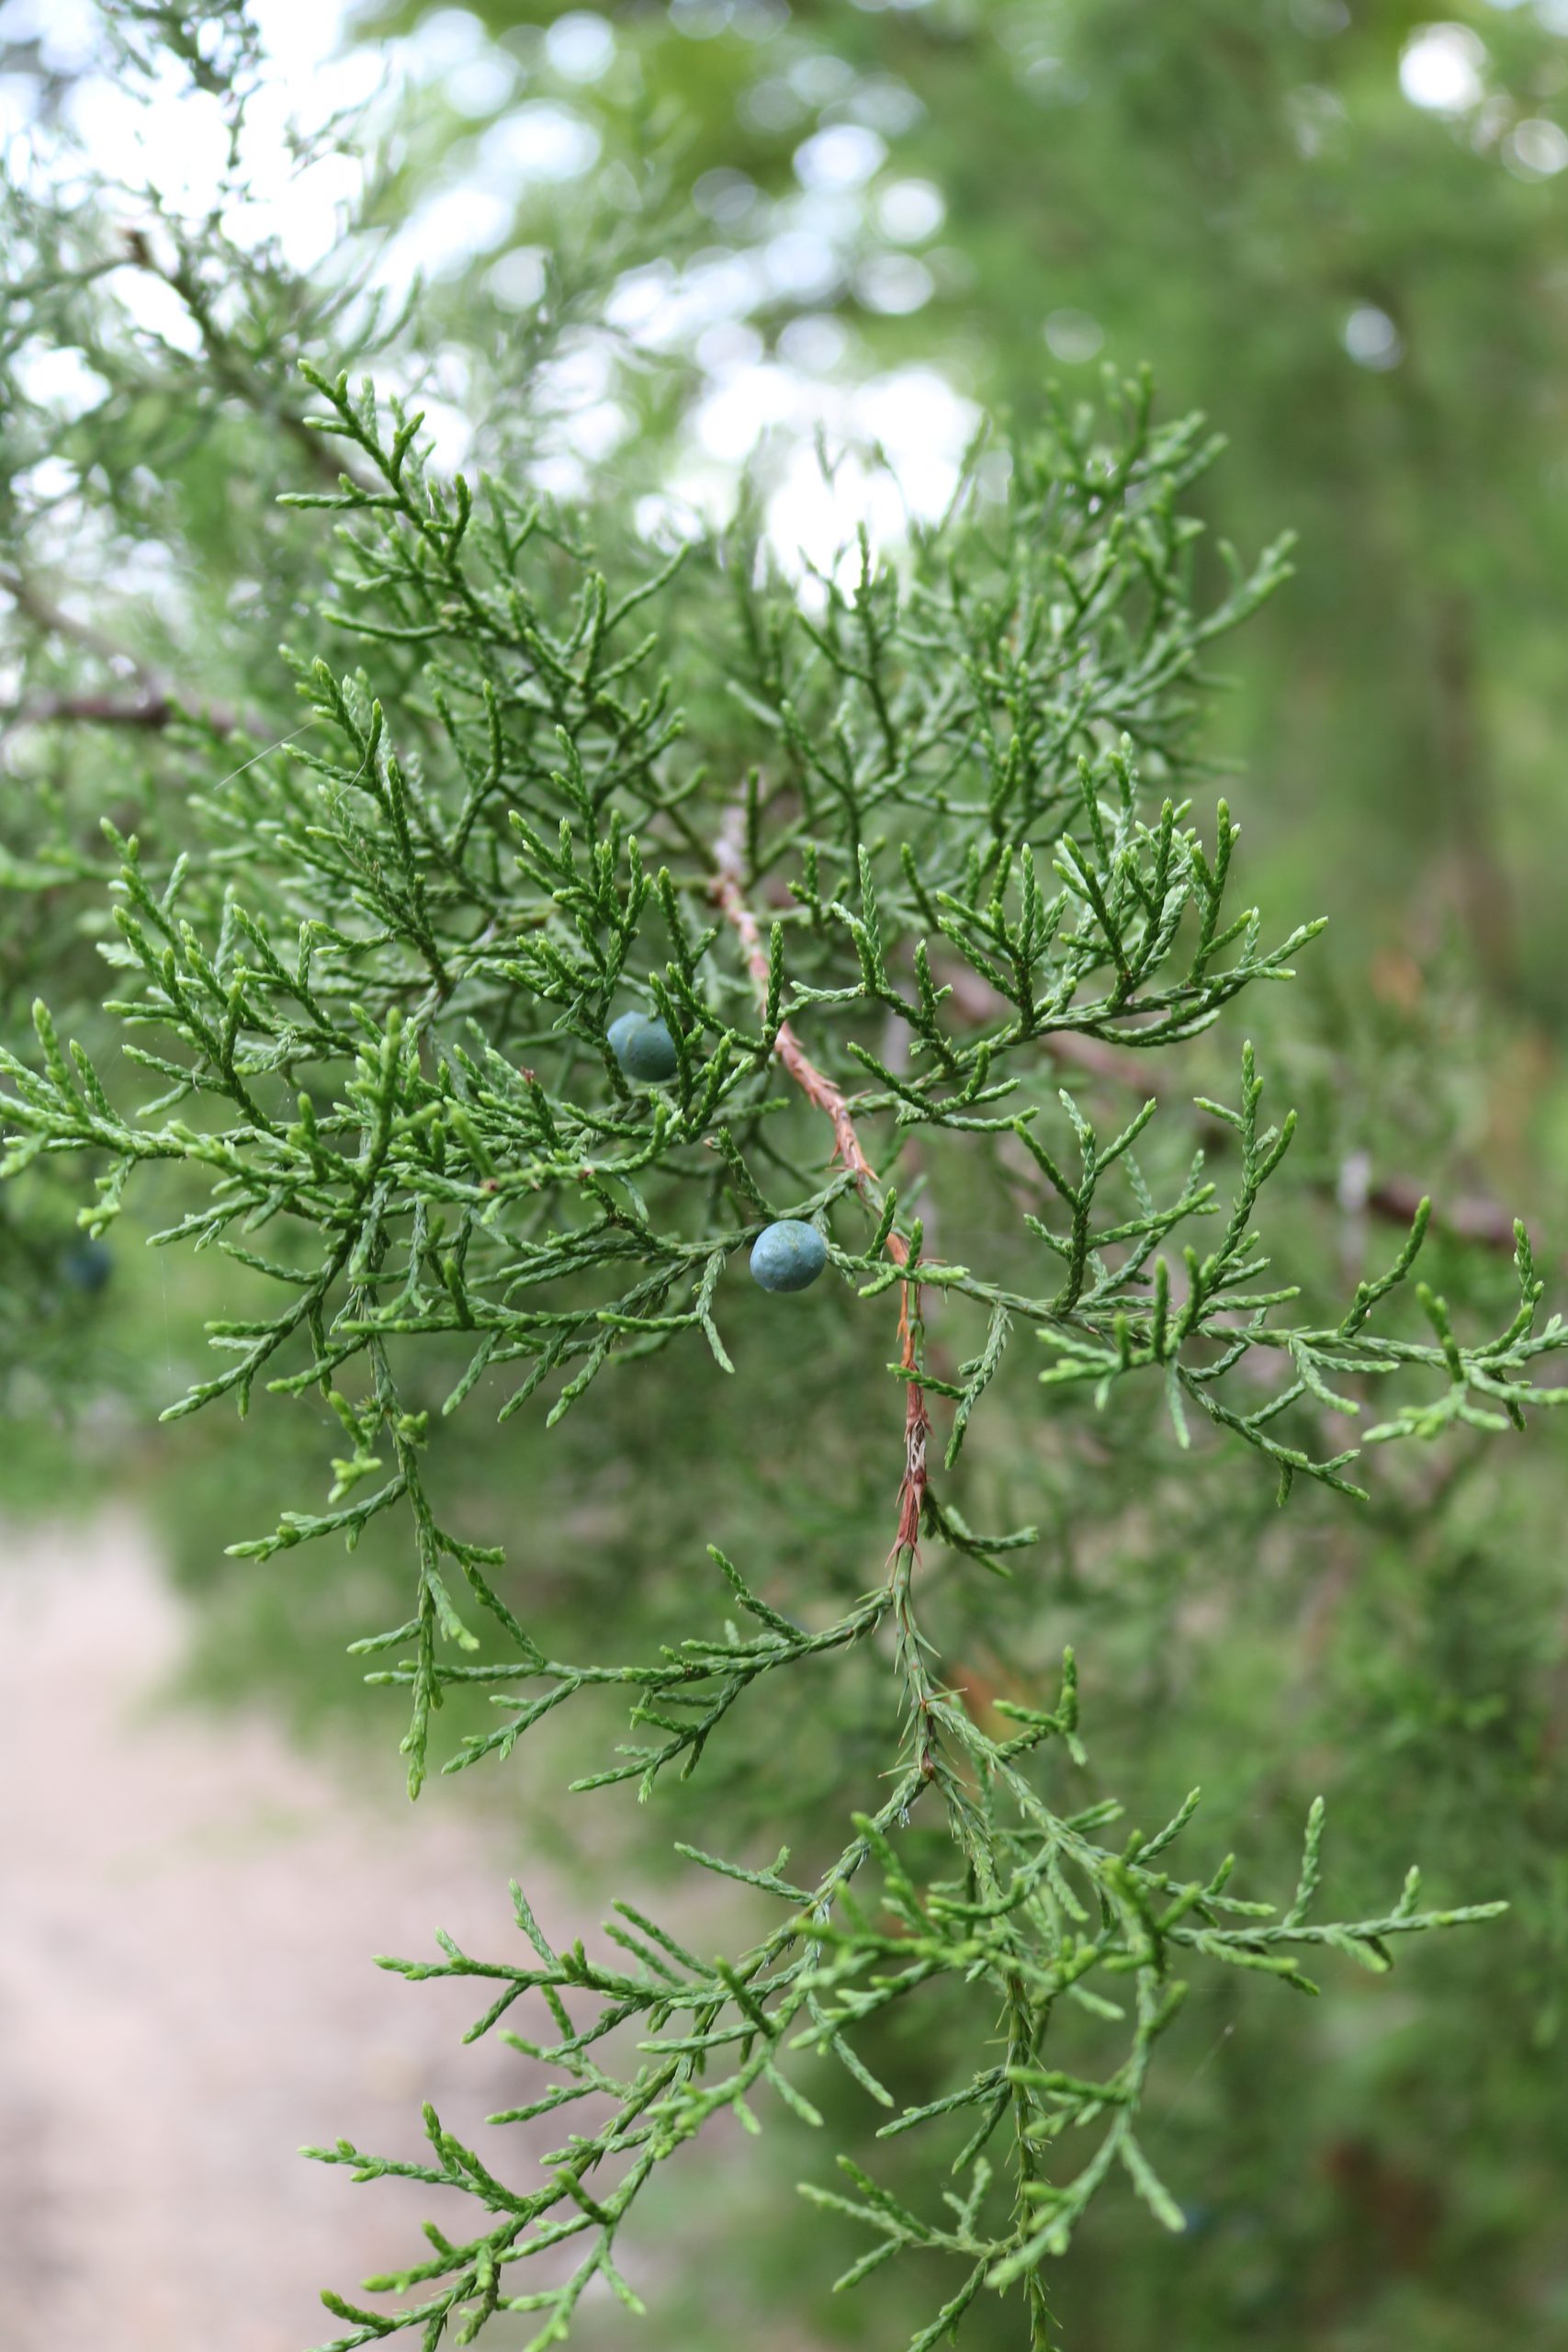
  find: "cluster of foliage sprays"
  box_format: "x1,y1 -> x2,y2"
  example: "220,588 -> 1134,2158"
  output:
3,366 -> 1563,2351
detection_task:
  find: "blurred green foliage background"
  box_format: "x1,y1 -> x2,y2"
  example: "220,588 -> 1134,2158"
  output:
5,1 -> 1568,2346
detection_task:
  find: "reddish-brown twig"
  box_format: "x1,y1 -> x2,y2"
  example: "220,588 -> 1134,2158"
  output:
709,804 -> 930,1588
940,962 -> 1531,1258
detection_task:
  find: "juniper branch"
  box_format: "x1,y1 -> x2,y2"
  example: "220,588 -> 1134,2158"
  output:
1,369 -> 1558,2352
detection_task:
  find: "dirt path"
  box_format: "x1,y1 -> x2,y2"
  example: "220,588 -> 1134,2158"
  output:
0,1509 -> 572,2352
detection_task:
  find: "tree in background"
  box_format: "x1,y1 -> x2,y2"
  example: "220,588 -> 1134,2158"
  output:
5,7 -> 1568,2350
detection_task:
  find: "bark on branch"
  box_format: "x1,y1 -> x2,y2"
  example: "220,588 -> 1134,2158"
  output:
710,803 -> 930,1585
942,969 -> 1524,1258
0,565 -> 253,749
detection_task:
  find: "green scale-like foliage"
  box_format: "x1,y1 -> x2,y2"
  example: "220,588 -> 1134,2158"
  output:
2,368 -> 1562,2351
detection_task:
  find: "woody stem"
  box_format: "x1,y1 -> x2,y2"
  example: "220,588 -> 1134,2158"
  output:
709,800 -> 930,1591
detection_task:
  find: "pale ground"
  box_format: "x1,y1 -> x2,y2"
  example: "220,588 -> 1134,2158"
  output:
0,1507 -> 582,2352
